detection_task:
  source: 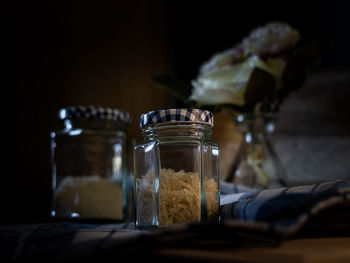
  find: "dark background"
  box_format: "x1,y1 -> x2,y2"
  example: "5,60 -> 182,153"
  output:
2,0 -> 350,223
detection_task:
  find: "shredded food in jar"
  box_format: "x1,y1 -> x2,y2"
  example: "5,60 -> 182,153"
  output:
136,168 -> 218,226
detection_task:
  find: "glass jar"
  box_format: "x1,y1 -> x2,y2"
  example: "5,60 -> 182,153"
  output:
134,109 -> 220,229
226,112 -> 289,189
50,106 -> 132,222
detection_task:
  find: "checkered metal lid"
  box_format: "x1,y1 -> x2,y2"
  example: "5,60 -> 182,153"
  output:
58,106 -> 131,123
140,108 -> 214,128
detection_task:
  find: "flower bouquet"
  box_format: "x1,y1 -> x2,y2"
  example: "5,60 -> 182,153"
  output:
154,22 -> 320,188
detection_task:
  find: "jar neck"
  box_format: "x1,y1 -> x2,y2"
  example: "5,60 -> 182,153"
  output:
142,122 -> 213,141
62,118 -> 128,131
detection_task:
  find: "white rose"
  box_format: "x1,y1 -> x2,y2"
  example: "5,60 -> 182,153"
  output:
199,46 -> 245,73
190,55 -> 286,106
242,22 -> 300,56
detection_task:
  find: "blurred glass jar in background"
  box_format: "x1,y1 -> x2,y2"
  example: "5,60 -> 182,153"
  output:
50,106 -> 132,222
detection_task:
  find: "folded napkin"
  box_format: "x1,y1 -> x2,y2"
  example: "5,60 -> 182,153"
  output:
220,179 -> 350,236
2,179 -> 350,262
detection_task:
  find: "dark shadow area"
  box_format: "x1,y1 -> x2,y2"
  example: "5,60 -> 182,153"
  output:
2,0 -> 350,223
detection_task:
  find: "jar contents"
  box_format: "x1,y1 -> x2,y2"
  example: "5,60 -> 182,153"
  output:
55,176 -> 123,220
136,168 -> 218,227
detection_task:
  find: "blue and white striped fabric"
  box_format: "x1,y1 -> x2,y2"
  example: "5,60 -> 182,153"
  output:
221,179 -> 350,235
58,106 -> 131,123
3,180 -> 350,262
140,108 -> 214,128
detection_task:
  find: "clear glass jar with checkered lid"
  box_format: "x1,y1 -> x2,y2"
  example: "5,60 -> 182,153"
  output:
134,108 -> 220,229
50,106 -> 133,222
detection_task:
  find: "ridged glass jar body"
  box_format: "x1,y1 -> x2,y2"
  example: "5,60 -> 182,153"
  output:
51,118 -> 131,222
134,122 -> 220,229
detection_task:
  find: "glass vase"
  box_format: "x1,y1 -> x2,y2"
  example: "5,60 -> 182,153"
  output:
226,112 -> 289,189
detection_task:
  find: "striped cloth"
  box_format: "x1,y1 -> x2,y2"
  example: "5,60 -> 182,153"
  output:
220,179 -> 350,236
2,180 -> 350,262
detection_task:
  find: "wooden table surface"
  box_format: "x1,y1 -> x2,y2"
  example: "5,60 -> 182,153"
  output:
151,237 -> 350,263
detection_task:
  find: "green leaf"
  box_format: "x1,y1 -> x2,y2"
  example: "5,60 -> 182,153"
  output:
152,75 -> 193,104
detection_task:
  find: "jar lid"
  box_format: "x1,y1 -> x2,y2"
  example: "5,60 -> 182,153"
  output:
59,106 -> 132,123
140,108 -> 213,128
